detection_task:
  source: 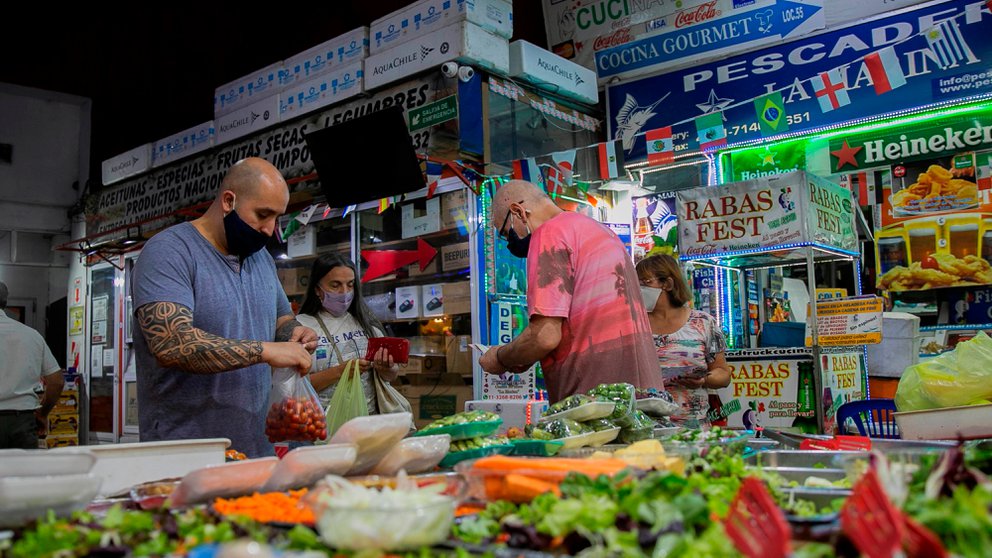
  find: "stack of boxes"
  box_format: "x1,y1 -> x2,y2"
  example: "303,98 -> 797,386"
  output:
152,121 -> 215,168
45,385 -> 80,448
365,0 -> 513,90
279,27 -> 369,120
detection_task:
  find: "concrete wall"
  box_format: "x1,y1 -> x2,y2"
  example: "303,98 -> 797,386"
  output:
0,83 -> 90,339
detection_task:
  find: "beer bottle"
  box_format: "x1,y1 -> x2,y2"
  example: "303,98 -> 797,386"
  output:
791,361 -> 818,434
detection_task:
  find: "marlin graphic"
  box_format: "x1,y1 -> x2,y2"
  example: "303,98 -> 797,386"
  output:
614,92 -> 670,151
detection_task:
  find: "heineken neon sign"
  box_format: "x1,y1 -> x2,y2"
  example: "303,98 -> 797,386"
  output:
829,118 -> 992,172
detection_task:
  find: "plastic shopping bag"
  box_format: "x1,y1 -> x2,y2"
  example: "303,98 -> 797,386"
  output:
325,360 -> 369,439
265,368 -> 327,443
895,331 -> 992,411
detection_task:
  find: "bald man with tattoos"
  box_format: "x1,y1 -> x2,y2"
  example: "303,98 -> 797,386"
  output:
131,158 -> 318,457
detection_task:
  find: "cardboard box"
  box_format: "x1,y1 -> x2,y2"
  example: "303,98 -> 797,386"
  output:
45,435 -> 79,449
398,354 -> 447,375
441,242 -> 470,272
51,391 -> 79,416
279,27 -> 369,87
441,188 -> 470,231
102,144 -> 152,185
277,267 -> 310,296
215,95 -> 281,146
398,380 -> 473,429
401,197 -> 441,239
445,334 -> 473,374
441,281 -> 471,315
465,400 -> 549,434
371,0 -> 512,53
151,121 -> 215,168
279,62 -> 365,120
364,21 -> 509,91
408,257 -> 439,277
867,312 -> 922,378
509,40 -> 598,105
47,414 -> 80,436
214,62 -> 283,117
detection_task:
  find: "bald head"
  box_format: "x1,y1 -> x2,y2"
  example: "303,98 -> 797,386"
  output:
219,157 -> 288,202
491,180 -> 562,236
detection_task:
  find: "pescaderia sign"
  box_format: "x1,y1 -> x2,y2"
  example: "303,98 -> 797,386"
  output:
91,77 -> 457,233
607,0 -> 992,160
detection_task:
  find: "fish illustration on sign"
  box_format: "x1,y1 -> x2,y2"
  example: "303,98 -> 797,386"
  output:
614,92 -> 670,151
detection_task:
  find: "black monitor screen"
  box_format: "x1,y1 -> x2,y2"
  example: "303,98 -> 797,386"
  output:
305,105 -> 426,207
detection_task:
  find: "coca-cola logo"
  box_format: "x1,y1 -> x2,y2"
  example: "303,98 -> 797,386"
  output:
683,244 -> 720,256
674,1 -> 720,28
593,27 -> 633,51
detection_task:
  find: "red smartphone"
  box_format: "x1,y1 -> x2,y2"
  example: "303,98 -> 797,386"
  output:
365,337 -> 410,364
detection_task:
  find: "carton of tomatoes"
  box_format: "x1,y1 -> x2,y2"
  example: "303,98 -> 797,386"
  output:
265,368 -> 327,443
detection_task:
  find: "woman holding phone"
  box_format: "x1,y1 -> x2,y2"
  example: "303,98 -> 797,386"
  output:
296,253 -> 397,414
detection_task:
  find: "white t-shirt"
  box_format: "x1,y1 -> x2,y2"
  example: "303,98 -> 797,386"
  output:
296,311 -> 382,412
0,312 -> 61,411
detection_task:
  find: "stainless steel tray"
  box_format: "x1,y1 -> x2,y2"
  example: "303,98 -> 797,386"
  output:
755,466 -> 848,487
745,450 -> 865,468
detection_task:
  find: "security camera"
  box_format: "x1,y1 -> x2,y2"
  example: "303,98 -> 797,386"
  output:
441,62 -> 459,78
457,65 -> 474,83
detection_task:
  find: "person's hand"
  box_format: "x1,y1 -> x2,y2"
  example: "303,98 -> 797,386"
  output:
289,326 -> 319,353
479,346 -> 505,374
263,342 -> 313,374
369,347 -> 394,372
34,410 -> 48,438
675,375 -> 707,389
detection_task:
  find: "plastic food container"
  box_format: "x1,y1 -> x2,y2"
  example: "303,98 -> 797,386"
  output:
0,451 -> 95,477
636,397 -> 681,417
510,439 -> 564,457
557,427 -> 621,450
129,479 -> 180,510
51,438 -> 230,496
315,492 -> 456,550
370,435 -> 451,476
541,401 -> 616,422
329,413 -> 413,476
169,457 -> 278,507
414,419 -> 502,441
439,444 -> 514,468
262,444 -> 358,493
0,473 -> 102,528
894,403 -> 992,440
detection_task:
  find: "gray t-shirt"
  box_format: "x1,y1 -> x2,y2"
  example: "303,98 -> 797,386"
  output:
132,222 -> 291,458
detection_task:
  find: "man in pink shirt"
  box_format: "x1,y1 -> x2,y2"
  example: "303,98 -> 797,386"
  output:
479,180 -> 664,402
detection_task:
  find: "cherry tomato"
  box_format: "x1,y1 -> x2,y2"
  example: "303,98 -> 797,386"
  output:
921,255 -> 939,269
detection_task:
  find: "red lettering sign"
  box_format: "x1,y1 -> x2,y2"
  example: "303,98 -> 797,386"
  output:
593,27 -> 633,51
674,1 -> 720,28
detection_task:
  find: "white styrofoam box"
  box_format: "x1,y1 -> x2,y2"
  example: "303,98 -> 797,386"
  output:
866,312 -> 922,378
279,27 -> 369,87
213,62 -> 283,117
102,144 -> 152,185
215,94 -> 281,146
895,404 -> 992,440
151,121 -> 215,168
371,0 -> 512,53
509,40 -> 598,105
365,21 -> 509,91
465,400 -> 550,434
51,438 -> 229,496
279,62 -> 364,120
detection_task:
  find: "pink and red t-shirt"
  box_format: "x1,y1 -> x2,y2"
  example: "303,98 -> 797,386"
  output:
526,211 -> 664,402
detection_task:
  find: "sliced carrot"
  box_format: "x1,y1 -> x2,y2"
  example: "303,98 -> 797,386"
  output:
500,474 -> 561,503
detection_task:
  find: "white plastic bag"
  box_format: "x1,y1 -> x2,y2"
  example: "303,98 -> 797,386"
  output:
370,435 -> 451,476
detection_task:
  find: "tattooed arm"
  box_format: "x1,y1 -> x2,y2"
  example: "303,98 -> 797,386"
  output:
137,302 -> 312,374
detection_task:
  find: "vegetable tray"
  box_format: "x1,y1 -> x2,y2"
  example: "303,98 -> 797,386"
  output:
509,439 -> 564,457
439,444 -> 515,468
541,401 -> 615,422
416,420 -> 503,442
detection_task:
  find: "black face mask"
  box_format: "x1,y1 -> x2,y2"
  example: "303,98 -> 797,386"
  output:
505,214 -> 532,259
223,206 -> 270,258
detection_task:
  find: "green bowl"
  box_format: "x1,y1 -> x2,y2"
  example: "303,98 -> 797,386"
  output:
415,419 -> 502,442
439,444 -> 515,468
509,439 -> 565,457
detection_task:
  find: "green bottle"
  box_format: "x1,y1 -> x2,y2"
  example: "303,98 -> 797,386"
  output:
791,361 -> 818,434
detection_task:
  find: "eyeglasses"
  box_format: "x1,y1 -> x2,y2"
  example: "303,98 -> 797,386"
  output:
639,276 -> 664,287
498,199 -> 525,241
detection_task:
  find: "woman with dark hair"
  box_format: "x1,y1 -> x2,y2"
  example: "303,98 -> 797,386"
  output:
296,253 -> 397,413
635,254 -> 730,425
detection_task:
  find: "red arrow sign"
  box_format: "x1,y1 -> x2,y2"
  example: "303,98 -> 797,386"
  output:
360,238 -> 438,283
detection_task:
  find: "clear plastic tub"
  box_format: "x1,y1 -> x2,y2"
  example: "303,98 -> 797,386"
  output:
329,413 -> 413,476
558,427 -> 621,450
439,444 -> 514,468
371,435 -> 451,476
169,457 -> 278,507
262,444 -> 357,492
0,473 -> 102,528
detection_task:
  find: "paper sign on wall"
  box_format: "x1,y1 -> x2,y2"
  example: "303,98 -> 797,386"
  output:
401,197 -> 441,239
69,306 -> 84,336
422,284 -> 445,317
805,296 -> 883,346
